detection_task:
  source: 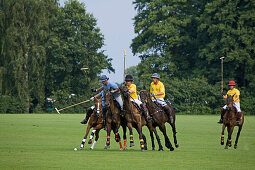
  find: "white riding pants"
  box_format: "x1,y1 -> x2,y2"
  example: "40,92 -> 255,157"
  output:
152,97 -> 167,107
223,102 -> 241,112
115,95 -> 123,109
130,98 -> 142,106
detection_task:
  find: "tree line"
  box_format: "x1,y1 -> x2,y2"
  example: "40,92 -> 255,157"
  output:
0,0 -> 113,113
130,0 -> 255,114
1,0 -> 254,114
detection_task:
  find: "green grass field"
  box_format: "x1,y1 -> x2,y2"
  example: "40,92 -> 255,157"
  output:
0,114 -> 255,170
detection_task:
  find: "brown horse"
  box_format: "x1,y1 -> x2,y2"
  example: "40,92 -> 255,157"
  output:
221,95 -> 244,149
140,89 -> 178,151
103,89 -> 126,150
79,98 -> 104,150
119,85 -> 164,151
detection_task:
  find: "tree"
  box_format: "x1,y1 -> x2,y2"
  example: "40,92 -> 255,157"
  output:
45,0 -> 114,112
0,0 -> 58,112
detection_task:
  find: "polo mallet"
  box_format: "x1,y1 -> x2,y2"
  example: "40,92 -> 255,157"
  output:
220,56 -> 225,96
55,99 -> 90,114
123,49 -> 126,82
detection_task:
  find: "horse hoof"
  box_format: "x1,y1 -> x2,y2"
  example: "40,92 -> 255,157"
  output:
104,145 -> 110,149
130,143 -> 134,147
175,144 -> 179,148
152,148 -> 155,151
234,145 -> 237,149
170,147 -> 174,151
224,146 -> 228,149
120,148 -> 123,151
141,149 -> 146,152
165,144 -> 170,149
90,148 -> 93,150
124,147 -> 127,151
88,139 -> 92,144
158,148 -> 163,151
221,142 -> 224,145
79,147 -> 83,150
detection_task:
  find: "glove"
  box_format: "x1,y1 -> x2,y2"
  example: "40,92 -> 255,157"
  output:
110,90 -> 115,93
91,88 -> 97,92
90,97 -> 95,101
150,93 -> 155,98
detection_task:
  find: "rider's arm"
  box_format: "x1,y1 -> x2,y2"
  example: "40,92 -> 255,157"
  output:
96,87 -> 103,92
234,95 -> 239,102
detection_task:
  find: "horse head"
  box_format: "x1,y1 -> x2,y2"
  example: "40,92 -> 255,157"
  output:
226,94 -> 234,111
94,98 -> 103,115
119,85 -> 130,99
139,88 -> 149,104
103,89 -> 113,108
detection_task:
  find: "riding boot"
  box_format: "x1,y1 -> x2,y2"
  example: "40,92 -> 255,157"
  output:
235,112 -> 241,126
163,105 -> 173,124
80,107 -> 93,124
140,103 -> 151,123
217,108 -> 225,124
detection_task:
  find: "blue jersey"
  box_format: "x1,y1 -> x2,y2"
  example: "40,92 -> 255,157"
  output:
102,81 -> 120,98
98,91 -> 105,107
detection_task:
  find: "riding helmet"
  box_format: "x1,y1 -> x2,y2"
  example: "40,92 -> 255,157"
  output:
228,80 -> 236,86
125,75 -> 133,81
151,73 -> 160,79
99,75 -> 109,82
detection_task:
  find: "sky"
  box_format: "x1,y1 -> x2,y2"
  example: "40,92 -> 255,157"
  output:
59,0 -> 140,83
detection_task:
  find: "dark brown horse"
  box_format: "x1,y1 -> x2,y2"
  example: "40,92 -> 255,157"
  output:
119,85 -> 164,151
79,98 -> 104,150
103,89 -> 126,150
221,95 -> 244,149
140,89 -> 178,150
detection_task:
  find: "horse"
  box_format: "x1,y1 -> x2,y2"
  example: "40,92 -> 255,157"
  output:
140,89 -> 179,150
119,85 -> 165,151
103,89 -> 126,150
79,98 -> 104,150
220,95 -> 244,149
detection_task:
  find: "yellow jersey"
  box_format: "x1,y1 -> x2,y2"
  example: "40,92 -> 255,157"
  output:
127,83 -> 138,99
150,81 -> 165,98
225,88 -> 240,102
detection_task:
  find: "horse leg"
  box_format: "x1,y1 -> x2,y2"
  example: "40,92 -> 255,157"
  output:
114,125 -> 123,151
135,124 -> 145,151
170,122 -> 179,148
221,124 -> 226,145
153,128 -> 163,151
79,124 -> 91,150
159,124 -> 174,151
104,123 -> 111,149
122,124 -> 127,150
127,123 -> 134,147
149,131 -> 155,151
234,125 -> 243,149
142,132 -> 147,151
90,129 -> 100,150
225,125 -> 234,149
88,128 -> 96,144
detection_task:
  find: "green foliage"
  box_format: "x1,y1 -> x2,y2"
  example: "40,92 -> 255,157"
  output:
45,0 -> 113,111
0,0 -> 113,113
132,0 -> 255,114
0,95 -> 26,113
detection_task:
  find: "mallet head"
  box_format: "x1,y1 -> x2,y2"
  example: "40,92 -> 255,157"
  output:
55,107 -> 60,114
220,56 -> 225,60
80,68 -> 88,70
